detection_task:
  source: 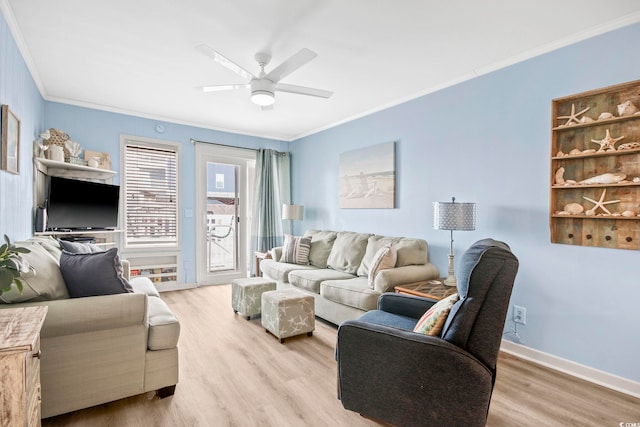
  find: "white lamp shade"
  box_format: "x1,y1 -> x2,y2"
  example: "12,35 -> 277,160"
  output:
282,204 -> 304,221
433,201 -> 476,231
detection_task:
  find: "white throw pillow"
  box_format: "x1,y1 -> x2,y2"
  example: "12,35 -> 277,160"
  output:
368,244 -> 397,288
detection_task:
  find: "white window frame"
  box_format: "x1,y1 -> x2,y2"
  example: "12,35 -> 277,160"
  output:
120,135 -> 181,250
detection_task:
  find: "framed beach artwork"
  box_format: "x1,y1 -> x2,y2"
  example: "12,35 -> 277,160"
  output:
1,105 -> 20,175
339,141 -> 396,209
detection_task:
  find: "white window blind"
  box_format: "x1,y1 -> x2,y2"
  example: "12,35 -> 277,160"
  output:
124,143 -> 178,246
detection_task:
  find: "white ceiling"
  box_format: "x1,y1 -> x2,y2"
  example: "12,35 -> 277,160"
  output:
3,1 -> 640,141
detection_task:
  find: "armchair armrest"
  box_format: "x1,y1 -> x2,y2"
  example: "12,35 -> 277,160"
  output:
336,320 -> 493,427
36,293 -> 148,338
377,292 -> 437,319
373,263 -> 440,293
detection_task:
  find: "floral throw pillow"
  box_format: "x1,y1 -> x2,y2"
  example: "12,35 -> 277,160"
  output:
280,235 -> 312,265
413,293 -> 459,336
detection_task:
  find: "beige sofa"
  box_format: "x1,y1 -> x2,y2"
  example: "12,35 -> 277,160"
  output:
0,237 -> 180,418
260,230 -> 440,325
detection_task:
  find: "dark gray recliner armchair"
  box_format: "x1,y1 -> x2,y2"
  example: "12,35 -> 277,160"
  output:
336,238 -> 519,427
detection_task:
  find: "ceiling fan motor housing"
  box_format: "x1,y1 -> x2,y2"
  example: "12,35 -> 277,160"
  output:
251,79 -> 275,106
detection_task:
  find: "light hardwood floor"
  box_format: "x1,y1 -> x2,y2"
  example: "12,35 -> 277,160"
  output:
42,285 -> 639,427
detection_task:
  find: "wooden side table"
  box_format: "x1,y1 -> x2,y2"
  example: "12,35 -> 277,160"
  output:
395,279 -> 457,300
0,305 -> 48,427
254,251 -> 272,277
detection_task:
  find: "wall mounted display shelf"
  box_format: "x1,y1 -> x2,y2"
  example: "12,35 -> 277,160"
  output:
35,157 -> 116,181
550,79 -> 640,250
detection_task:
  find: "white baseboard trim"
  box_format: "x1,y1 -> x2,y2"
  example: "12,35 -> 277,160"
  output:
500,340 -> 640,399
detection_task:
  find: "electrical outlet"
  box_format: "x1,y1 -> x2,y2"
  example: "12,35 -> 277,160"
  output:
513,305 -> 527,325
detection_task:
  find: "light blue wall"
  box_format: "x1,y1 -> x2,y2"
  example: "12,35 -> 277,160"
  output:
291,23 -> 640,383
0,11 -> 45,240
44,102 -> 285,283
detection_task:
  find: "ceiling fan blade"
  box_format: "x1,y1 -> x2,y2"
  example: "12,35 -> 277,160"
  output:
195,44 -> 254,81
275,83 -> 333,99
265,48 -> 317,83
200,83 -> 249,93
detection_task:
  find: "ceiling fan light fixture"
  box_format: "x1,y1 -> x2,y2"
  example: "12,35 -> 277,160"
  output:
251,79 -> 276,106
251,90 -> 275,106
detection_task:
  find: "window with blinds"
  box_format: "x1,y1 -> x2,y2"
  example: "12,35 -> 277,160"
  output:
123,142 -> 178,246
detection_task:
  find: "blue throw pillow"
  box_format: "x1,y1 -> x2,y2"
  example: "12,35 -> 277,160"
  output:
58,239 -> 105,254
60,248 -> 133,298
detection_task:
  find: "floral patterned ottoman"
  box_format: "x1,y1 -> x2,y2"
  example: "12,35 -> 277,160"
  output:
261,289 -> 315,343
231,277 -> 277,320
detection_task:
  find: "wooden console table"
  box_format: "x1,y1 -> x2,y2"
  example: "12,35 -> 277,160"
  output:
0,306 -> 48,426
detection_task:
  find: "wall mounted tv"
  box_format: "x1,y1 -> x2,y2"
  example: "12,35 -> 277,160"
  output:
46,176 -> 120,231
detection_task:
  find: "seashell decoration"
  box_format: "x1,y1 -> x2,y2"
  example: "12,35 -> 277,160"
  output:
569,148 -> 582,155
556,150 -> 566,157
579,116 -> 594,124
618,141 -> 640,150
578,172 -> 626,185
598,112 -> 614,120
555,167 -> 565,185
617,100 -> 638,116
622,210 -> 637,217
557,104 -> 590,126
581,149 -> 596,154
591,129 -> 624,152
564,203 -> 584,215
634,177 -> 640,183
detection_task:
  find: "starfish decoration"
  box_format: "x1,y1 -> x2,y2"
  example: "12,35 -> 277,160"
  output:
591,129 -> 624,152
557,103 -> 590,126
583,189 -> 620,215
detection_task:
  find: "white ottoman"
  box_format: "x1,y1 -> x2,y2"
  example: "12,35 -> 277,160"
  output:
261,289 -> 315,343
231,277 -> 277,320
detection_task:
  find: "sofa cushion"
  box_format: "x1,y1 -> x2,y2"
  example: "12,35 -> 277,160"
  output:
58,239 -> 104,254
368,244 -> 397,288
320,277 -> 380,312
24,236 -> 63,261
289,269 -> 356,294
147,293 -> 180,350
0,242 -> 69,303
395,238 -> 429,267
413,293 -> 459,336
130,276 -> 160,297
303,230 -> 338,268
326,232 -> 372,274
60,248 -> 133,298
261,259 -> 318,283
280,235 -> 312,265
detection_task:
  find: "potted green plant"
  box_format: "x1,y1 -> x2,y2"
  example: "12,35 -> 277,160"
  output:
0,235 -> 32,295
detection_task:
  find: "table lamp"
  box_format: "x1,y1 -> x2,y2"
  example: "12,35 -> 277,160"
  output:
433,197 -> 476,287
282,204 -> 304,221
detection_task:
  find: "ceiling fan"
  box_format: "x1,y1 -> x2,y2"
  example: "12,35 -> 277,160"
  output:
196,44 -> 333,108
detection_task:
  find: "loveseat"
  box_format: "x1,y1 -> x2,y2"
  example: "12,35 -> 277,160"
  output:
260,230 -> 440,325
0,237 -> 180,418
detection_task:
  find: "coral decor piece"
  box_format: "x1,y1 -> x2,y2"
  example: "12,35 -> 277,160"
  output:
591,129 -> 624,152
583,189 -> 620,216
557,103 -> 590,126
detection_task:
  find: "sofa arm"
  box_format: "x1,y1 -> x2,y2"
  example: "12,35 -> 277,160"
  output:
373,263 -> 440,293
35,293 -> 147,338
336,320 -> 492,427
270,246 -> 283,261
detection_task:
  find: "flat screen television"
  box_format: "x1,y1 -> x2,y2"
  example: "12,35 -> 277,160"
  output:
46,176 -> 120,231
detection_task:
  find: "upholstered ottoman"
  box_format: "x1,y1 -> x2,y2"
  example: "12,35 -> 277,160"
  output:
231,277 -> 277,320
261,289 -> 315,343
